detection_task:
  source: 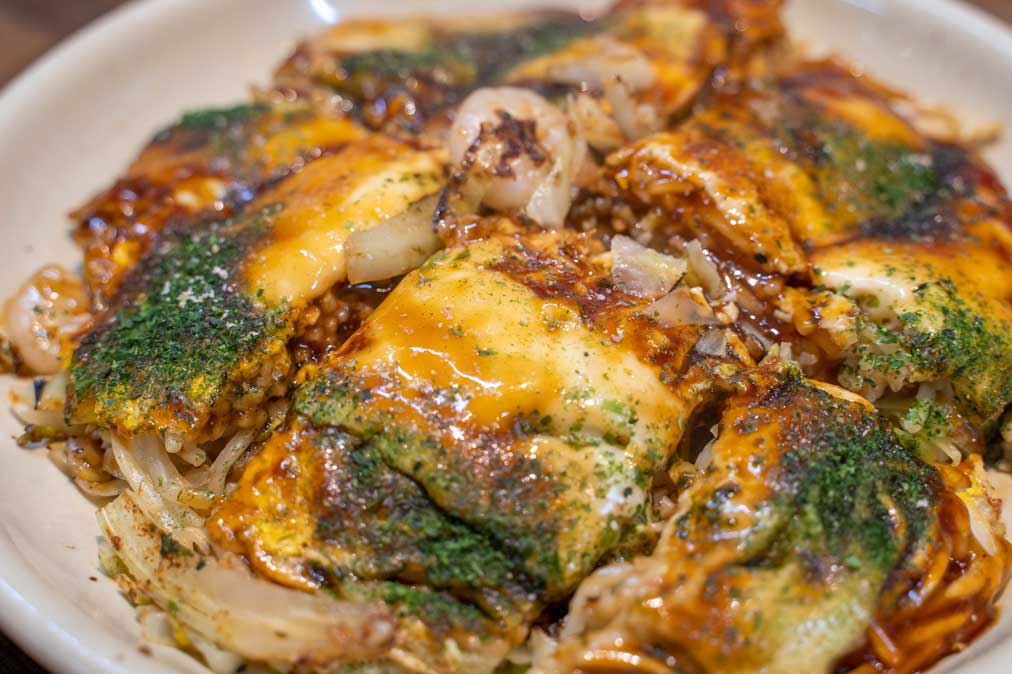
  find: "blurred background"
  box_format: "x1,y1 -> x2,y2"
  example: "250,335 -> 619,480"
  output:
1,0 -> 1011,86
0,0 -> 124,83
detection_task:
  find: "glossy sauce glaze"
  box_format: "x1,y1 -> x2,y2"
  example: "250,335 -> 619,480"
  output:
210,230 -> 747,670
586,59 -> 1012,436
5,1 -> 1012,674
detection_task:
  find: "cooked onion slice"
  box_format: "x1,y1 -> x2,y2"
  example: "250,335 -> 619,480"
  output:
98,493 -> 395,666
10,373 -> 69,430
346,195 -> 442,284
75,477 -> 127,498
694,328 -> 728,356
957,457 -> 1002,557
646,287 -> 719,326
611,235 -> 687,298
109,433 -> 207,549
546,38 -> 655,92
685,240 -> 728,300
569,94 -> 625,152
603,80 -> 663,142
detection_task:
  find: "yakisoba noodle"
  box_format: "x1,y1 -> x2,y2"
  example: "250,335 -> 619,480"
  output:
850,460 -> 1012,674
531,377 -> 1012,674
3,1 -> 1012,673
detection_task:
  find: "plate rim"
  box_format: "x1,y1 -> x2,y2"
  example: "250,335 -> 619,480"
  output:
0,2 -> 230,671
2,1 -> 1012,673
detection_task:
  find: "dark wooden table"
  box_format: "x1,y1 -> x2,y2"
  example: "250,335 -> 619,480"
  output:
1,0 -> 1011,672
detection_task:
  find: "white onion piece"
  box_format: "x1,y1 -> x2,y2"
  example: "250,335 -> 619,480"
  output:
714,299 -> 740,325
646,287 -> 718,327
797,351 -> 819,372
685,240 -> 728,299
610,236 -> 687,298
75,477 -> 127,498
13,402 -> 66,429
346,195 -> 442,284
110,433 -> 206,549
103,441 -> 124,479
132,435 -> 198,502
957,458 -> 1002,557
134,439 -> 213,509
966,501 -> 998,557
694,329 -> 727,356
546,38 -> 655,92
694,424 -> 721,470
603,80 -> 663,141
46,445 -> 69,474
38,371 -> 68,410
694,441 -> 715,470
542,37 -> 658,142
136,606 -> 177,648
98,493 -> 395,666
568,94 -> 624,152
97,536 -> 124,577
9,377 -> 67,429
186,626 -> 246,674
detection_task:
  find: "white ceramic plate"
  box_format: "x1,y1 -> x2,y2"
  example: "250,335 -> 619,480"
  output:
2,1 -> 1012,672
